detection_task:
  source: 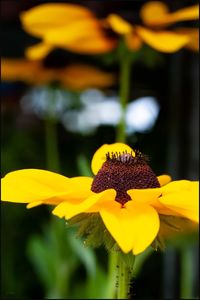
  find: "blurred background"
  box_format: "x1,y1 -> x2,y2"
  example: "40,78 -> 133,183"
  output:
1,0 -> 199,299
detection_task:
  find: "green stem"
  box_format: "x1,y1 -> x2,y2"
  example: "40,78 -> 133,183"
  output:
180,245 -> 194,299
45,117 -> 60,172
116,45 -> 132,143
117,252 -> 131,299
105,251 -> 118,298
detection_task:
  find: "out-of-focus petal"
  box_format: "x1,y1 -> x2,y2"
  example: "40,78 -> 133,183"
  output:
44,19 -> 116,54
25,42 -> 53,60
20,3 -> 94,38
136,26 -> 190,52
175,28 -> 199,52
59,64 -> 115,90
62,36 -> 117,54
141,2 -> 199,27
100,200 -> 160,254
1,58 -> 40,81
125,30 -> 143,50
91,143 -> 135,175
106,14 -> 132,34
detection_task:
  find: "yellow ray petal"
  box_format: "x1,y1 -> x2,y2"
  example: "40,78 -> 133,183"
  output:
20,3 -> 94,38
141,2 -> 199,27
127,188 -> 162,203
61,36 -> 117,54
100,201 -> 159,254
127,187 -> 176,216
25,42 -> 53,60
125,32 -> 143,51
136,26 -> 190,53
44,19 -> 116,54
140,1 -> 169,26
1,58 -> 40,81
91,143 -> 134,175
175,28 -> 199,52
26,201 -> 43,209
1,169 -> 92,205
161,180 -> 197,194
157,174 -> 172,186
106,14 -> 132,34
52,189 -> 114,219
159,181 -> 199,223
59,64 -> 115,90
87,189 -> 116,213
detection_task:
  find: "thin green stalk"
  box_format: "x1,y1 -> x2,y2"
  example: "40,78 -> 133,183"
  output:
180,245 -> 194,299
116,46 -> 132,143
105,251 -> 118,298
45,117 -> 60,172
117,252 -> 132,299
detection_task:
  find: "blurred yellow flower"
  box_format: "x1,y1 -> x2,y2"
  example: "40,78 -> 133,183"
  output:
106,1 -> 199,52
20,2 -> 199,59
1,58 -> 115,90
20,3 -> 117,59
1,143 -> 198,255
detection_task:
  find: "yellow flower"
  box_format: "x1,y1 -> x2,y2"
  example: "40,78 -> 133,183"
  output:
1,143 -> 198,255
20,3 -> 117,59
106,1 -> 199,52
20,2 -> 199,60
1,58 -> 115,90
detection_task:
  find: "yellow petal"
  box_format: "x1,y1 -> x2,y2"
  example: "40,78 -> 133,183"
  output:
161,180 -> 197,194
52,189 -> 113,219
106,14 -> 132,34
127,187 -> 180,216
91,143 -> 135,175
159,181 -> 199,223
140,1 -> 169,26
1,169 -> 92,206
87,189 -> 116,213
175,28 -> 199,52
1,58 -> 40,82
44,19 -> 116,54
127,188 -> 162,204
20,3 -> 94,38
26,201 -> 43,209
100,201 -> 159,254
136,26 -> 190,52
61,36 -> 117,54
59,64 -> 115,90
125,32 -> 143,51
25,42 -> 53,60
1,169 -> 69,203
1,57 -> 59,85
141,2 -> 199,27
157,174 -> 172,186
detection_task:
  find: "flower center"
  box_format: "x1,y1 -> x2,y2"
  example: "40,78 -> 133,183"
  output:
91,150 -> 160,205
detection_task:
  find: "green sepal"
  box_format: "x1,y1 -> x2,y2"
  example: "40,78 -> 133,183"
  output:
68,213 -> 120,252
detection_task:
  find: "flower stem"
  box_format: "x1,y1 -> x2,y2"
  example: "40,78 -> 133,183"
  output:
117,252 -> 132,299
45,117 -> 60,172
105,251 -> 118,298
116,44 -> 132,143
